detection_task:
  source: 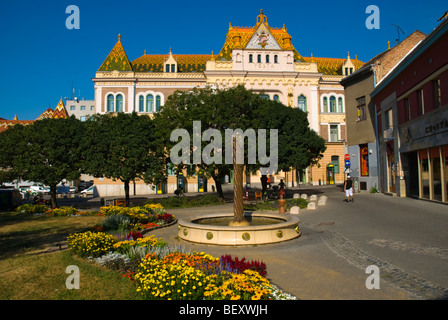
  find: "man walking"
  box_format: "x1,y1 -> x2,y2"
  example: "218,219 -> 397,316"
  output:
344,175 -> 354,202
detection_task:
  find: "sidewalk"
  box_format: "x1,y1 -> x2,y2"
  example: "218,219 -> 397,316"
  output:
148,185 -> 448,300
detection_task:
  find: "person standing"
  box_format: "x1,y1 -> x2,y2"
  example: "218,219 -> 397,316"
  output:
344,175 -> 354,202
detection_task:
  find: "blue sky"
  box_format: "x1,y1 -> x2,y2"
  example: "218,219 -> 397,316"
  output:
0,0 -> 446,120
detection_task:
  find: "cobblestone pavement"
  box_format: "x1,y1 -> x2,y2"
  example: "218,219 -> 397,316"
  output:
324,230 -> 448,300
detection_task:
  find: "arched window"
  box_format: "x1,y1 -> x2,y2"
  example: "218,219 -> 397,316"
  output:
330,96 -> 336,113
249,54 -> 253,63
323,97 -> 328,113
274,55 -> 278,63
146,94 -> 154,112
107,94 -> 114,112
115,94 -> 123,112
298,95 -> 307,112
257,54 -> 261,63
266,55 -> 270,63
139,96 -> 144,112
156,96 -> 161,112
338,97 -> 344,113
273,94 -> 279,101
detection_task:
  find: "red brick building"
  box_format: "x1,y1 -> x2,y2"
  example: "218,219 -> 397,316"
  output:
371,17 -> 448,203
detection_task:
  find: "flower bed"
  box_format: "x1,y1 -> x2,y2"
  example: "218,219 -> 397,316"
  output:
64,203 -> 296,300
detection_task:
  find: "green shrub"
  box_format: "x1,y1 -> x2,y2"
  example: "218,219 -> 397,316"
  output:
51,206 -> 78,216
16,204 -> 48,214
102,214 -> 132,231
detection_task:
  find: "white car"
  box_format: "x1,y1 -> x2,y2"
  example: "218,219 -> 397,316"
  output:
80,185 -> 95,197
29,185 -> 50,194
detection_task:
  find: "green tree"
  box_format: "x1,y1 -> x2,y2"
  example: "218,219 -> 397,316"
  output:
81,112 -> 164,207
0,117 -> 83,208
153,85 -> 264,200
257,100 -> 326,183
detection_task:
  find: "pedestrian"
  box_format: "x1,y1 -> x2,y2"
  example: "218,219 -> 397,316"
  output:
344,175 -> 354,202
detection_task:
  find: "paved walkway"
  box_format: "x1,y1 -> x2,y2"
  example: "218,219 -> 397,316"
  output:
148,185 -> 448,300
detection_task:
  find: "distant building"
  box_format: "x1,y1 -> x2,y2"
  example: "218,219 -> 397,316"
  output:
0,97 -> 68,132
371,17 -> 448,203
341,31 -> 427,192
65,98 -> 95,121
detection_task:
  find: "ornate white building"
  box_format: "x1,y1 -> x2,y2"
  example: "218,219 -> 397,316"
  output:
92,10 -> 363,197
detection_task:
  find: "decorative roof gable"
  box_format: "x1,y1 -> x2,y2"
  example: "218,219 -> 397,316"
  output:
98,34 -> 133,72
52,98 -> 68,119
216,10 -> 304,62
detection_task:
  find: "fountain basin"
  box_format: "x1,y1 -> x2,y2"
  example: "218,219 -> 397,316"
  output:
178,212 -> 301,245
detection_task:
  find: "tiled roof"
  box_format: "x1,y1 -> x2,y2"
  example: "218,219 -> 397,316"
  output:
0,120 -> 34,132
35,108 -> 54,121
131,54 -> 212,73
98,34 -> 133,72
302,56 -> 364,75
216,25 -> 303,62
52,98 -> 68,119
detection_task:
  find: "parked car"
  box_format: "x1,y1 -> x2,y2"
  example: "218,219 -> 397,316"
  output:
80,185 -> 95,197
0,188 -> 22,210
29,185 -> 50,195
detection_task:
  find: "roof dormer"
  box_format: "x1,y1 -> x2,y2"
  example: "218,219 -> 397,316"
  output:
342,52 -> 356,76
164,48 -> 177,73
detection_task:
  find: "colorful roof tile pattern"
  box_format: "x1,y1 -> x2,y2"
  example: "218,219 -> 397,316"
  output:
302,56 -> 364,75
35,108 -> 54,121
216,10 -> 304,62
96,11 -> 364,76
98,34 -> 133,72
0,98 -> 68,132
52,98 -> 69,119
131,54 -> 212,73
0,119 -> 34,132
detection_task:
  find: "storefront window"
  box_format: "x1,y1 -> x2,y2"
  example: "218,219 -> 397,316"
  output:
430,147 -> 442,201
419,149 -> 429,199
360,145 -> 369,176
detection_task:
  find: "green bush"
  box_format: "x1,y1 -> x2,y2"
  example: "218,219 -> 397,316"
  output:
51,206 -> 78,216
16,204 -> 48,214
102,214 -> 132,231
146,194 -> 225,209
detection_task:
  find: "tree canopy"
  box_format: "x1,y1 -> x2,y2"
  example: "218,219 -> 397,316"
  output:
0,117 -> 83,208
154,85 -> 326,198
81,112 -> 164,206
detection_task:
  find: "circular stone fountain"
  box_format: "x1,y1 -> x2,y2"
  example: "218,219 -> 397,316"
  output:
178,212 -> 301,246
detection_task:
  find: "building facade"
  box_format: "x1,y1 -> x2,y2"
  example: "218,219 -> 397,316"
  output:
65,98 -> 95,121
341,31 -> 427,192
92,10 -> 364,197
371,18 -> 448,203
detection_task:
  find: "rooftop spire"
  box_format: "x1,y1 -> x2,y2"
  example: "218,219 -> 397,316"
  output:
256,9 -> 268,26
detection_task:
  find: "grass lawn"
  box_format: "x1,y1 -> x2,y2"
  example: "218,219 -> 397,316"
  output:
0,211 -> 140,300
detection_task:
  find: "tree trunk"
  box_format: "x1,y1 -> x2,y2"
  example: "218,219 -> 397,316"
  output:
211,171 -> 224,199
124,180 -> 130,207
49,184 -> 58,209
230,138 -> 248,226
